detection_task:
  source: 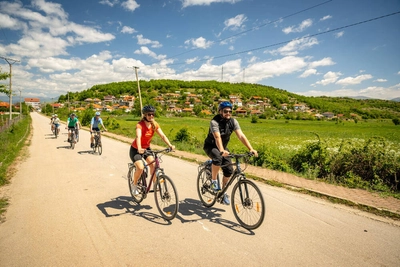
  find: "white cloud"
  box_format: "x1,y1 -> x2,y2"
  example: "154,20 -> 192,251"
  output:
320,15 -> 332,21
299,68 -> 317,78
269,37 -> 318,56
134,46 -> 166,60
313,71 -> 342,86
121,26 -> 136,34
186,57 -> 199,64
336,74 -> 372,85
374,79 -> 387,82
99,0 -> 119,7
184,37 -> 213,49
136,34 -> 162,48
335,31 -> 344,38
121,0 -> 140,11
308,57 -> 335,68
283,19 -> 313,34
182,0 -> 242,8
224,14 -> 247,31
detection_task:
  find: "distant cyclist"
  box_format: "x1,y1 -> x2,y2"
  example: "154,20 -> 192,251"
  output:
52,114 -> 61,135
50,114 -> 55,132
90,111 -> 107,148
203,101 -> 258,205
66,113 -> 80,143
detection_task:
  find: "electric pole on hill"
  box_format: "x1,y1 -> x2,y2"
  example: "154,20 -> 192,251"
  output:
0,56 -> 20,120
131,66 -> 143,117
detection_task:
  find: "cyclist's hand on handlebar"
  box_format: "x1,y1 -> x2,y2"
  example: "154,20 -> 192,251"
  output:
221,150 -> 229,157
250,149 -> 258,157
168,145 -> 175,151
138,148 -> 145,154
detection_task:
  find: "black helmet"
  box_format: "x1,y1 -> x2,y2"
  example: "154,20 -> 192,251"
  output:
218,101 -> 232,111
142,105 -> 155,114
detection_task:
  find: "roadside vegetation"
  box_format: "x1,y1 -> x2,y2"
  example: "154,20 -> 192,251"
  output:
0,114 -> 31,218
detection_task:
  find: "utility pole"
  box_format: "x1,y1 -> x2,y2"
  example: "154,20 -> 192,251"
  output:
67,91 -> 70,113
0,56 -> 20,120
221,66 -> 224,82
132,66 -> 143,117
52,97 -> 54,114
243,68 -> 245,83
18,89 -> 22,117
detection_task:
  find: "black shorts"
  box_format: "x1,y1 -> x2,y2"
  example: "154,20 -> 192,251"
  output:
129,146 -> 151,163
203,146 -> 233,177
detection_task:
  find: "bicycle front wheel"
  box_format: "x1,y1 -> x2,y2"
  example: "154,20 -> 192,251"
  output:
128,167 -> 145,203
154,174 -> 178,220
231,178 -> 265,230
196,167 -> 217,207
70,134 -> 75,149
98,142 -> 102,155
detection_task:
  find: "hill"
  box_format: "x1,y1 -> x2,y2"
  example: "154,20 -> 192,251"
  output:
51,79 -> 399,120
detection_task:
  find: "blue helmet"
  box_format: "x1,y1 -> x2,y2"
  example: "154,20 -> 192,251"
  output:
95,111 -> 101,116
142,105 -> 155,114
218,101 -> 232,111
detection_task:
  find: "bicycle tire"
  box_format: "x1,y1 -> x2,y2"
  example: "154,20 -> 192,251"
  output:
196,167 -> 217,208
92,140 -> 97,153
128,166 -> 145,203
231,178 -> 265,230
70,133 -> 75,149
54,128 -> 57,138
154,174 -> 179,220
98,143 -> 102,155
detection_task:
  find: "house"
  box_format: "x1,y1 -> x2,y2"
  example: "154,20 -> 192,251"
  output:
103,95 -> 117,104
322,112 -> 334,119
24,98 -> 40,109
0,101 -> 10,108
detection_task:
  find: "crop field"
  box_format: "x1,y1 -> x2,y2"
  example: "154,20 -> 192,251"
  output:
113,115 -> 400,158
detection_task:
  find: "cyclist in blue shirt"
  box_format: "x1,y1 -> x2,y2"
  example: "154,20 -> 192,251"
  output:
90,111 -> 107,148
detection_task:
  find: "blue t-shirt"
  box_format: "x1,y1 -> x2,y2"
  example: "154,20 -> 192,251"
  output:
91,117 -> 103,128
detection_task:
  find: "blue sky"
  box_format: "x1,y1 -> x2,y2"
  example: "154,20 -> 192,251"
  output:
1,0 -> 400,101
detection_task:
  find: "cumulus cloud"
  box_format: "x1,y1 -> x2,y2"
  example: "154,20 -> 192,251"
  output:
134,46 -> 166,60
121,0 -> 140,11
299,68 -> 317,78
269,37 -> 318,56
313,71 -> 342,86
99,0 -> 119,7
137,35 -> 162,48
182,0 -> 242,8
121,26 -> 136,34
184,37 -> 213,49
224,14 -> 247,31
374,79 -> 387,82
336,74 -> 372,85
186,57 -> 199,64
283,19 -> 313,34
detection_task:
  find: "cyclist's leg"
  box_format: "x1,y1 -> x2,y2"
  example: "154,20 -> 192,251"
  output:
145,155 -> 156,183
205,147 -> 222,182
221,156 -> 233,188
129,146 -> 144,185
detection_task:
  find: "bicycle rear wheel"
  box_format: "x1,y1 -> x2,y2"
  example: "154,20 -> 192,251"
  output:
154,174 -> 178,220
231,178 -> 265,230
196,167 -> 217,207
128,166 -> 145,203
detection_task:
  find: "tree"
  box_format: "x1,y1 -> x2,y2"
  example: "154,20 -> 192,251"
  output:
0,68 -> 10,96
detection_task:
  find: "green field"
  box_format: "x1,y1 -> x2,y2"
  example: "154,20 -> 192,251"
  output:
111,115 -> 400,158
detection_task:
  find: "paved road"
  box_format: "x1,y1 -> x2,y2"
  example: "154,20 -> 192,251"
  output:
0,112 -> 399,267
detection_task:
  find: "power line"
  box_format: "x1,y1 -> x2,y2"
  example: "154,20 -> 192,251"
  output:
171,10 -> 400,66
167,0 -> 333,60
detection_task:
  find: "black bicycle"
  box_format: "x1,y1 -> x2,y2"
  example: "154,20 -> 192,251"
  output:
127,148 -> 178,220
197,152 -> 265,230
68,128 -> 77,149
92,130 -> 103,155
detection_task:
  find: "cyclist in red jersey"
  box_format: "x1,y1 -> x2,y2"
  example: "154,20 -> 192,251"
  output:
129,105 -> 175,195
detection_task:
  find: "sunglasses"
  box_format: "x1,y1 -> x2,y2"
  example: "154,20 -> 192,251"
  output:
223,110 -> 232,114
146,113 -> 155,116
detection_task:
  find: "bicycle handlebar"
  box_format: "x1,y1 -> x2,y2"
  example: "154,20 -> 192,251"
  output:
143,147 -> 173,156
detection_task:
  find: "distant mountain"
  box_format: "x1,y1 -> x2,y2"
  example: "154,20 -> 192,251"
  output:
391,97 -> 400,102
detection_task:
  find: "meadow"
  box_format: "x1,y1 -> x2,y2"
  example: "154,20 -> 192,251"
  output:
110,115 -> 400,157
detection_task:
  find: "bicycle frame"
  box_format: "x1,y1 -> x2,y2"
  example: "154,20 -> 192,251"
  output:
214,154 -> 248,199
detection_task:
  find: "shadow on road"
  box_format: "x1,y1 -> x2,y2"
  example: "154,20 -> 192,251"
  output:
77,150 -> 97,155
96,196 -> 171,225
176,198 -> 254,235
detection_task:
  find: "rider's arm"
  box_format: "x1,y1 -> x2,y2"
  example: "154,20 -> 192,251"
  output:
100,119 -> 107,131
156,128 -> 174,150
135,126 -> 144,153
234,129 -> 258,157
90,117 -> 94,132
212,131 -> 229,157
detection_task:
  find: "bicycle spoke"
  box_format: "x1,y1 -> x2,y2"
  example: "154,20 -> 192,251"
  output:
196,167 -> 217,207
154,175 -> 178,220
232,179 -> 265,230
